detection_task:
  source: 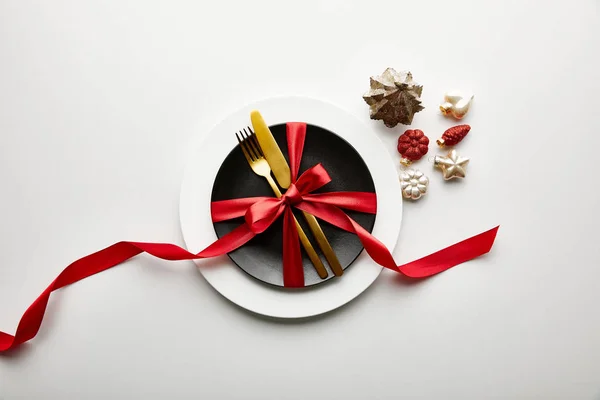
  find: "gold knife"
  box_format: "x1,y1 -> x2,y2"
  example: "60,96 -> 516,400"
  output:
251,110 -> 344,277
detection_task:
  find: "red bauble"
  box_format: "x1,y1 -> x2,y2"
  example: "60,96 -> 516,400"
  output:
397,129 -> 429,165
437,124 -> 471,147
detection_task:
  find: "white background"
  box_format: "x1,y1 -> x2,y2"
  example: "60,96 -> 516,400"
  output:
1,0 -> 599,398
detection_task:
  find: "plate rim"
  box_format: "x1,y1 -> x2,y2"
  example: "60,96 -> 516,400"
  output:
178,95 -> 402,318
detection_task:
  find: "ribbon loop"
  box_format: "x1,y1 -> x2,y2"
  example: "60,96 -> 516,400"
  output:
294,163 -> 331,194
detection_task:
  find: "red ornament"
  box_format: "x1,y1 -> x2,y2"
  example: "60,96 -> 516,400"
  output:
397,129 -> 429,165
437,124 -> 471,147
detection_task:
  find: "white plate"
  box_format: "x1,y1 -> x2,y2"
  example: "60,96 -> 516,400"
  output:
179,96 -> 402,318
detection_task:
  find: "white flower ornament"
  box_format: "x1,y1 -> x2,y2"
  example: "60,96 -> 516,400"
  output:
399,169 -> 429,200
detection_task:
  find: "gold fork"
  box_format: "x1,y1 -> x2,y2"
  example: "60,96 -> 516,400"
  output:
236,129 -> 328,279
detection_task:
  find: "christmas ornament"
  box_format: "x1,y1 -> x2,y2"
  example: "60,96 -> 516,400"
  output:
397,129 -> 429,166
399,169 -> 429,200
439,91 -> 474,119
363,68 -> 424,127
437,124 -> 471,147
433,149 -> 470,180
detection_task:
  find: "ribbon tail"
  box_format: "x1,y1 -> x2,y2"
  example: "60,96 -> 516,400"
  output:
282,208 -> 304,287
0,224 -> 256,353
296,201 -> 499,278
0,242 -> 144,352
393,226 -> 499,277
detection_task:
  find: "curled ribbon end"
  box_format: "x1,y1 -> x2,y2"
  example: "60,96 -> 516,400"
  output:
484,225 -> 500,252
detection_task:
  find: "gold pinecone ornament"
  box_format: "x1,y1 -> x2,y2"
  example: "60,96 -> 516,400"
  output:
363,68 -> 424,128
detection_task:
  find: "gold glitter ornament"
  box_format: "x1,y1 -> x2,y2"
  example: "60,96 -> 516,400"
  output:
363,68 -> 424,127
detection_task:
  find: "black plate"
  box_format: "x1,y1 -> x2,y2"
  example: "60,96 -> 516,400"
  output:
211,123 -> 376,287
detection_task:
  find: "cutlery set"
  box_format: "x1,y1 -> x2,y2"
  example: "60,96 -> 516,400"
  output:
236,111 -> 342,279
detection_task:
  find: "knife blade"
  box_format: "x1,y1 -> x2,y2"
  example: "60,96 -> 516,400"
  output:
251,110 -> 344,277
250,110 -> 291,189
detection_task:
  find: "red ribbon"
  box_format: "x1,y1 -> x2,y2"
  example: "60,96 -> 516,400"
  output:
0,122 -> 499,353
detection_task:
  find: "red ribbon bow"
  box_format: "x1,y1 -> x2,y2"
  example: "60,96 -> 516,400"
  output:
0,122 -> 499,353
211,163 -> 379,286
212,122 -> 380,287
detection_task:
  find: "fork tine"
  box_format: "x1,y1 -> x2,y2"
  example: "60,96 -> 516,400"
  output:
243,127 -> 263,159
248,131 -> 264,157
236,131 -> 253,163
240,128 -> 254,159
241,130 -> 259,161
246,126 -> 261,153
